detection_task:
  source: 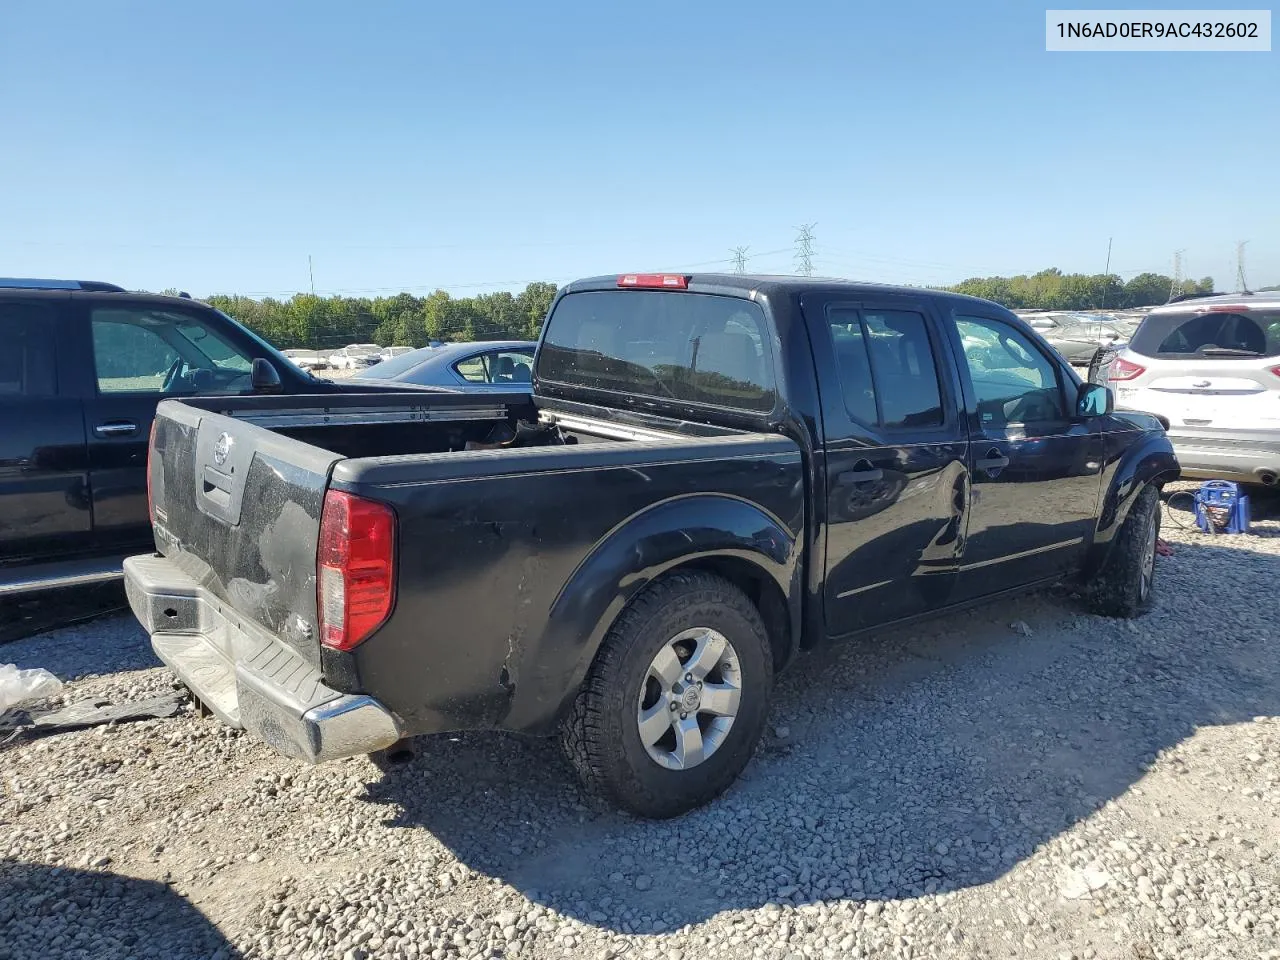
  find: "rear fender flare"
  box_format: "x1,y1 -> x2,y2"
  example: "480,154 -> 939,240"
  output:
503,494 -> 800,733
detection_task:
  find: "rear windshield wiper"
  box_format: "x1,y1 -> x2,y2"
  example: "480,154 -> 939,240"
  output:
1197,347 -> 1264,357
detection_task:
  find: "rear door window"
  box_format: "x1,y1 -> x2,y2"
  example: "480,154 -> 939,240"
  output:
827,306 -> 944,429
1129,310 -> 1280,359
537,290 -> 776,412
491,350 -> 533,383
0,302 -> 58,397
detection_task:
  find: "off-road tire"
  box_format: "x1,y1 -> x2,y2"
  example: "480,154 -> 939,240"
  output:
561,571 -> 774,819
1088,485 -> 1160,618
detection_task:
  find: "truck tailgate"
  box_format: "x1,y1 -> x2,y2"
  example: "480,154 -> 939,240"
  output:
148,398 -> 339,667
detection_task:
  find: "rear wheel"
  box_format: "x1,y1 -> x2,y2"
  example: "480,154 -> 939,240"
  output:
1088,485 -> 1160,618
561,571 -> 773,819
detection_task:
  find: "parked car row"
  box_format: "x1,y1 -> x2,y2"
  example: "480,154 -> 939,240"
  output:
1015,311 -> 1143,366
327,343 -> 382,370
281,348 -> 330,371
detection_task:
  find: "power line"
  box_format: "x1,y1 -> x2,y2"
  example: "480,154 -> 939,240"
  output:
1236,240 -> 1250,292
1101,236 -> 1113,309
665,246 -> 793,274
1169,250 -> 1185,301
731,246 -> 749,274
794,223 -> 816,277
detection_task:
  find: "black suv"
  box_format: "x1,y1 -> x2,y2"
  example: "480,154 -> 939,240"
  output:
0,278 -> 333,597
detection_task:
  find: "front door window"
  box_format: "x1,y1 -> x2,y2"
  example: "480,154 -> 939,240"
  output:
91,307 -> 256,395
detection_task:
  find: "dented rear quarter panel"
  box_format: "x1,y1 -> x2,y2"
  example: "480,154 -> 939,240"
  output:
328,434 -> 805,736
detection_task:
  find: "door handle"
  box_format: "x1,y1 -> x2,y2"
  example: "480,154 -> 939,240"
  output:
94,421 -> 138,438
837,460 -> 884,484
976,448 -> 1010,472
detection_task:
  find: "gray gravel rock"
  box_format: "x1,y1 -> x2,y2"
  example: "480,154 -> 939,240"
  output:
2,484 -> 1278,959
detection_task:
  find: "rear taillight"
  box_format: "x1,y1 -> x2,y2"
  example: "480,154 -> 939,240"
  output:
1270,366 -> 1280,380
317,490 -> 396,652
146,419 -> 158,522
1108,357 -> 1146,381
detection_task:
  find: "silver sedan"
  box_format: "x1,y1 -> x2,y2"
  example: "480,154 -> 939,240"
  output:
352,340 -> 536,391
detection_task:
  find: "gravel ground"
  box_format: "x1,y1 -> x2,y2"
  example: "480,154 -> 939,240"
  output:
3,484 -> 1279,960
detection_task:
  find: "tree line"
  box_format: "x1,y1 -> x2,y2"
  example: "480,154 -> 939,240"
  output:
201,282 -> 558,350
942,268 -> 1214,311
192,265 -> 1248,352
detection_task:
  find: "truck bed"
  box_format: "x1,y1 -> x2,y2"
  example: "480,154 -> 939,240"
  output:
139,389 -> 804,749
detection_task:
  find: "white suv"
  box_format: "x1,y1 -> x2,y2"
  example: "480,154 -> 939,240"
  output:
1107,293 -> 1280,488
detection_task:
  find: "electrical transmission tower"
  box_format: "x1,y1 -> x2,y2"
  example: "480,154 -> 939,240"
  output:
1236,240 -> 1250,292
1169,249 -> 1185,301
731,246 -> 749,274
794,223 -> 816,277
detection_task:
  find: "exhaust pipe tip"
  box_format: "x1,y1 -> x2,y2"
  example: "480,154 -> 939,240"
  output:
1254,470 -> 1277,487
372,738 -> 417,770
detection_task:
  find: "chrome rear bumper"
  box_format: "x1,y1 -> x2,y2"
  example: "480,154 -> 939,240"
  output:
124,553 -> 401,762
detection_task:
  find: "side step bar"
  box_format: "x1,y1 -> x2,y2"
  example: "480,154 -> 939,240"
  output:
0,556 -> 127,597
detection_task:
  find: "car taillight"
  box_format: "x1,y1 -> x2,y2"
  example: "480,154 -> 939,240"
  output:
1108,357 -> 1146,381
146,419 -> 158,522
617,273 -> 689,289
1270,365 -> 1280,380
317,490 -> 396,652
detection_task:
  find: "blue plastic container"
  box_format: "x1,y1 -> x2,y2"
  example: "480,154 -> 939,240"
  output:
1194,480 -> 1251,534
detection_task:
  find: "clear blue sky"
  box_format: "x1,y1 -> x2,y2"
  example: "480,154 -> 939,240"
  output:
2,1 -> 1276,297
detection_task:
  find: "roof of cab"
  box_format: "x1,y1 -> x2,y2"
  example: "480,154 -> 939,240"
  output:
0,278 -> 126,292
562,272 -> 1016,313
0,280 -> 211,309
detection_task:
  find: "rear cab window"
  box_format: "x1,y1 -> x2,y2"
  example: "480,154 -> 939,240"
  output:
1129,308 -> 1280,360
536,290 -> 776,412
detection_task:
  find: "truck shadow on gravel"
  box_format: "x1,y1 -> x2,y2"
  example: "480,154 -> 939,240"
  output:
364,528 -> 1280,933
1,582 -> 130,646
0,861 -> 240,960
1,604 -> 158,677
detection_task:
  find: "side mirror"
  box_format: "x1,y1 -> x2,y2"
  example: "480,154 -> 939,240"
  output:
1076,381 -> 1113,418
251,358 -> 283,394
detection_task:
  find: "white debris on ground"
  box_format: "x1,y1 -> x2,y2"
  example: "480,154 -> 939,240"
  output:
2,484 -> 1278,960
0,663 -> 63,713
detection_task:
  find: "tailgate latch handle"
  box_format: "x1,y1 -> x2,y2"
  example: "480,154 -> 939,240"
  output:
202,465 -> 234,502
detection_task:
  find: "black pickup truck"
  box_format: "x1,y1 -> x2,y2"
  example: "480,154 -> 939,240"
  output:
125,273 -> 1178,817
0,279 -> 344,599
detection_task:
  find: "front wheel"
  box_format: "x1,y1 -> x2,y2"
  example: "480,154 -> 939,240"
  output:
1088,485 -> 1160,618
561,571 -> 774,819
